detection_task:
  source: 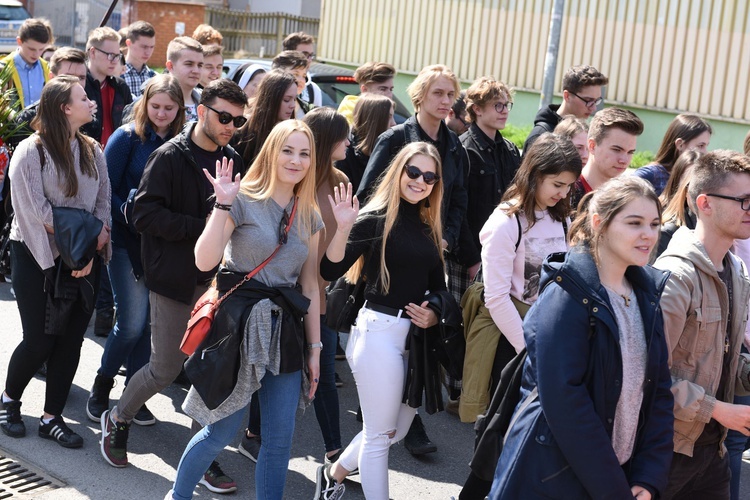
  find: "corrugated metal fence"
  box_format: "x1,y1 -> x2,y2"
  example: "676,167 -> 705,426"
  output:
205,7 -> 319,57
319,0 -> 750,122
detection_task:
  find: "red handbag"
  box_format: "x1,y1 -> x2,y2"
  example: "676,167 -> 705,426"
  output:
180,198 -> 298,355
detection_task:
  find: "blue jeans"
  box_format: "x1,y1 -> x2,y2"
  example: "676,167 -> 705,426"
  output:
172,369 -> 302,500
247,316 -> 341,453
726,346 -> 750,500
99,246 -> 151,383
313,315 -> 341,453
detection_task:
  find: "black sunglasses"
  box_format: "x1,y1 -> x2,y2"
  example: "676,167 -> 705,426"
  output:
403,165 -> 440,185
203,104 -> 248,128
278,209 -> 290,245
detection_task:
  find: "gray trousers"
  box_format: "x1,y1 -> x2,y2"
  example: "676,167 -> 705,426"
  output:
116,287 -> 206,422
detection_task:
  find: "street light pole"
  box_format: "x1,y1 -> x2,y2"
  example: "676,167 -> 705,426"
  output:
100,0 -> 120,27
539,0 -> 565,109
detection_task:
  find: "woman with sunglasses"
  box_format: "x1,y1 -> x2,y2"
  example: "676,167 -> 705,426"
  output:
335,93 -> 395,195
85,74 -> 185,426
315,141 -> 446,500
168,119 -> 323,500
233,69 -> 299,166
489,176 -> 673,500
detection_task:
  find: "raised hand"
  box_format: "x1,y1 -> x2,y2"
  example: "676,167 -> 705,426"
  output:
203,157 -> 241,205
328,182 -> 359,232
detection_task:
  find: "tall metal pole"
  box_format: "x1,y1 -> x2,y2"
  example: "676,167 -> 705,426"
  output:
99,0 -> 120,27
539,0 -> 565,109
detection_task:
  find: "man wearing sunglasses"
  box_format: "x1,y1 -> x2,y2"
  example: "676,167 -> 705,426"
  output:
522,65 -> 608,156
83,27 -> 133,147
100,80 -> 248,487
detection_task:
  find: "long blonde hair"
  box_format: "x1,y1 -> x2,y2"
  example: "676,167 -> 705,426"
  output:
344,142 -> 444,294
239,120 -> 320,239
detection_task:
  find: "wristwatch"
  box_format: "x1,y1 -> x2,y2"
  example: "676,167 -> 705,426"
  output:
307,342 -> 324,350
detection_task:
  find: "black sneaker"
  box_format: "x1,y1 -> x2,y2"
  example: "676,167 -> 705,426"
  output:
199,460 -> 237,494
100,409 -> 130,467
403,414 -> 437,455
334,373 -> 344,388
133,404 -> 156,426
86,374 -> 115,422
238,431 -> 261,463
0,399 -> 25,437
314,463 -> 345,500
324,449 -> 358,477
38,416 -> 83,448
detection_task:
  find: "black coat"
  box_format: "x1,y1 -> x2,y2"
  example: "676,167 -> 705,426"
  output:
521,104 -> 561,156
403,290 -> 464,414
83,71 -> 133,144
133,123 -> 244,304
458,123 -> 521,265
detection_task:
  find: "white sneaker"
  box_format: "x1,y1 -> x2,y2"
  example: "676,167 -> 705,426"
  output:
742,448 -> 750,461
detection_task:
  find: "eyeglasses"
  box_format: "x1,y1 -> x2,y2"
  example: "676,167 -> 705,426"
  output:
93,46 -> 120,62
203,104 -> 248,128
278,209 -> 290,245
494,101 -> 513,113
403,165 -> 440,185
706,193 -> 750,211
456,114 -> 470,128
569,91 -> 604,108
301,51 -> 315,60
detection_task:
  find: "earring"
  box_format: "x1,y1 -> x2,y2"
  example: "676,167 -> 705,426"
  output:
424,197 -> 431,208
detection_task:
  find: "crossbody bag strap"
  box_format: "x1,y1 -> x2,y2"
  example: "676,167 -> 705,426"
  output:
214,196 -> 299,309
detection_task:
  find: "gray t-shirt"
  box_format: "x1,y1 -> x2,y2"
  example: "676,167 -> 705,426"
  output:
605,287 -> 647,465
225,193 -> 323,287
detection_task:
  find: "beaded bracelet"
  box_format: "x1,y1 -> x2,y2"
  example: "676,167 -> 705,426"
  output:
214,202 -> 232,211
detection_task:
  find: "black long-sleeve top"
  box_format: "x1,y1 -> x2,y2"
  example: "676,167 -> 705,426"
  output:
320,200 -> 446,310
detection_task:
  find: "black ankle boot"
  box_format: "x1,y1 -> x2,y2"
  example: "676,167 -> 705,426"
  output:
86,374 -> 114,422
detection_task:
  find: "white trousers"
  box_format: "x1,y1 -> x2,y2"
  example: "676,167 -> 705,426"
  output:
338,306 -> 417,500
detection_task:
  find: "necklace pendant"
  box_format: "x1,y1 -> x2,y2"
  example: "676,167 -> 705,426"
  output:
622,295 -> 631,307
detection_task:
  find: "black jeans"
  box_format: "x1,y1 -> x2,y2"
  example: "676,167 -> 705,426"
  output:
662,443 -> 730,500
5,241 -> 99,416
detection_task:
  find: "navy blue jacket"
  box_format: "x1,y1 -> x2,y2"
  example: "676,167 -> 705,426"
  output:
490,248 -> 674,500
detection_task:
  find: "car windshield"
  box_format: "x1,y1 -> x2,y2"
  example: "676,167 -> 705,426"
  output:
0,6 -> 28,21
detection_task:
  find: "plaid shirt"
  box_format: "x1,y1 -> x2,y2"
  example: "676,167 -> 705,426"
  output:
122,63 -> 156,97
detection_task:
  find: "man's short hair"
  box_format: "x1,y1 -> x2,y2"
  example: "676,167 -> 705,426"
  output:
588,107 -> 643,145
191,24 -> 223,46
49,47 -> 86,75
272,51 -> 308,70
282,31 -> 314,51
166,36 -> 203,63
202,44 -> 223,58
118,28 -> 128,49
353,61 -> 395,85
127,21 -> 155,42
562,65 -> 608,94
688,150 -> 750,213
86,26 -> 120,51
18,18 -> 53,44
199,79 -> 248,108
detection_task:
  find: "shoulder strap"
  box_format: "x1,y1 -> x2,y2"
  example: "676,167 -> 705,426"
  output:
35,137 -> 45,169
514,213 -> 523,252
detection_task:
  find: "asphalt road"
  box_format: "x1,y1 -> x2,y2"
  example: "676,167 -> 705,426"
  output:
0,280 -> 474,499
0,278 -> 748,500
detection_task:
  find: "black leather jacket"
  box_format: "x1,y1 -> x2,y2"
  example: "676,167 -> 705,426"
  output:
403,290 -> 464,414
458,123 -> 521,265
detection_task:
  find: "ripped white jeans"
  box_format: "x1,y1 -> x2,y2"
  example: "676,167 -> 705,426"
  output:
337,306 -> 416,500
